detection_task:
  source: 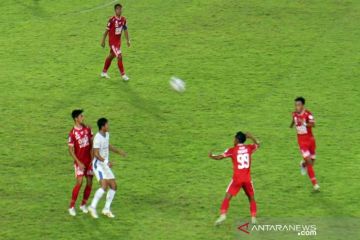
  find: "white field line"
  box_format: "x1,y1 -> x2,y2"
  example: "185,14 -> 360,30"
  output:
78,0 -> 118,14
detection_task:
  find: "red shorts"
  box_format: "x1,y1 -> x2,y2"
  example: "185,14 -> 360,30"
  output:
110,44 -> 122,57
298,137 -> 316,160
74,163 -> 93,178
226,178 -> 255,197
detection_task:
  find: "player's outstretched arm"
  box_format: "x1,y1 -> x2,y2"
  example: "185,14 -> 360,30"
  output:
246,133 -> 261,147
109,144 -> 127,157
208,152 -> 225,160
101,30 -> 109,48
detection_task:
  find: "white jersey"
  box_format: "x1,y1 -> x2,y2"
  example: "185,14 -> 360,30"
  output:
93,132 -> 110,164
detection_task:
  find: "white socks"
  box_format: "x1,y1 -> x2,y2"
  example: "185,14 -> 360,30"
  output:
104,189 -> 116,210
90,188 -> 116,210
91,188 -> 105,208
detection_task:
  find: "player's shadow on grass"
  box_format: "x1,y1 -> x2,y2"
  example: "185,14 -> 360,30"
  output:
18,0 -> 49,19
116,83 -> 164,120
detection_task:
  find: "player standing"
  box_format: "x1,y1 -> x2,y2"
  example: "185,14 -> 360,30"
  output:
88,118 -> 127,218
290,97 -> 320,191
209,132 -> 260,225
100,3 -> 131,81
68,109 -> 93,216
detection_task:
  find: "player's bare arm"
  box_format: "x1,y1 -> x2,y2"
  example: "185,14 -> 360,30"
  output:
246,132 -> 260,146
208,152 -> 225,160
109,144 -> 127,157
124,29 -> 130,47
68,145 -> 85,170
93,148 -> 106,162
290,119 -> 295,128
101,29 -> 109,48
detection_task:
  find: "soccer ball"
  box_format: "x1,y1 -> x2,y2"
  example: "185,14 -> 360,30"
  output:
170,76 -> 186,93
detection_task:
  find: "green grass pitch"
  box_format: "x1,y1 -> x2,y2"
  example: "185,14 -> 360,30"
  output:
1,0 -> 360,239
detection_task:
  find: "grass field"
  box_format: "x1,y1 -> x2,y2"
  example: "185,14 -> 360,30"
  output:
1,0 -> 360,239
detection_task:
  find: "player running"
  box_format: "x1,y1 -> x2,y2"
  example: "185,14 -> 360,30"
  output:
290,97 -> 320,191
88,118 -> 127,218
209,132 -> 260,225
68,109 -> 94,216
100,3 -> 131,81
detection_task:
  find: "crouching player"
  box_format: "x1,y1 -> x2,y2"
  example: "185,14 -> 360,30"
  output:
88,118 -> 127,218
209,132 -> 260,225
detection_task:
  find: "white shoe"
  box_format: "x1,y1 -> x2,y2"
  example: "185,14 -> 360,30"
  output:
100,72 -> 110,79
313,184 -> 320,191
102,208 -> 115,218
88,206 -> 98,219
79,205 -> 88,214
214,214 -> 226,226
251,216 -> 257,224
122,74 -> 130,81
300,160 -> 307,176
68,207 -> 76,217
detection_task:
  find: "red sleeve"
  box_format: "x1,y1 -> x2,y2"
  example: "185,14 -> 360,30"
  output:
123,17 -> 128,30
88,127 -> 93,139
222,148 -> 233,158
68,131 -> 75,146
307,111 -> 315,123
248,144 -> 259,154
106,18 -> 112,30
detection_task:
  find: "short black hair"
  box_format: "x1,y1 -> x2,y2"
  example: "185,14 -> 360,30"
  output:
114,3 -> 122,9
71,109 -> 83,120
235,131 -> 246,143
295,97 -> 305,105
97,118 -> 108,130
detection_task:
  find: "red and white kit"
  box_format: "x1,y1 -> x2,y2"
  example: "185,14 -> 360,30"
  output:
68,126 -> 93,177
222,143 -> 259,197
106,16 -> 127,57
292,110 -> 316,160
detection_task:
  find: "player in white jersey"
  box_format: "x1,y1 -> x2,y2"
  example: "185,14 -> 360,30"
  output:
88,118 -> 126,218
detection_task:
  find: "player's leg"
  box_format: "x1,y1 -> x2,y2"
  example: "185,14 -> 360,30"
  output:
88,163 -> 108,218
88,179 -> 108,218
79,170 -> 93,213
215,179 -> 240,225
68,165 -> 84,216
117,54 -> 129,81
102,179 -> 117,218
101,51 -> 115,78
243,181 -> 257,224
307,140 -> 319,190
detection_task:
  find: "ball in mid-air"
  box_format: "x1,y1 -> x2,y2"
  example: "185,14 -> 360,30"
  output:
170,76 -> 186,93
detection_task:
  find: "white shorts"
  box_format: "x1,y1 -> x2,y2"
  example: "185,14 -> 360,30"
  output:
92,159 -> 115,181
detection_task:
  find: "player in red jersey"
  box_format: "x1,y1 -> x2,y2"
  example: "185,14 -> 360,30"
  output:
100,3 -> 131,81
68,109 -> 94,216
209,132 -> 260,225
290,97 -> 320,191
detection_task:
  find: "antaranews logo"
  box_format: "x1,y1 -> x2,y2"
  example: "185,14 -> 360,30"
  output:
238,223 -> 317,236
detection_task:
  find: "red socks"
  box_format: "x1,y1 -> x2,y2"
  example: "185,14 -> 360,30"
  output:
220,197 -> 257,217
103,57 -> 113,73
81,185 -> 92,206
69,184 -> 81,208
117,58 -> 125,75
307,164 -> 317,185
250,200 -> 257,217
220,198 -> 230,214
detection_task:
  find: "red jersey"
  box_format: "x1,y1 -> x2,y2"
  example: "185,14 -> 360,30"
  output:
292,110 -> 315,140
68,126 -> 93,165
222,144 -> 259,181
106,16 -> 127,47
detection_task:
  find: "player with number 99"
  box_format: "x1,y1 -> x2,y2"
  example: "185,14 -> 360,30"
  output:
209,131 -> 260,225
